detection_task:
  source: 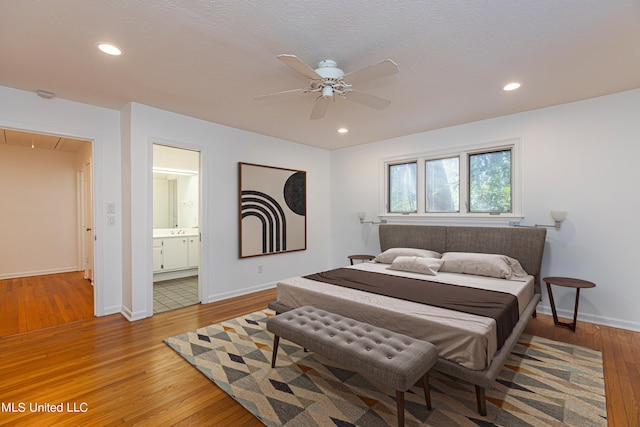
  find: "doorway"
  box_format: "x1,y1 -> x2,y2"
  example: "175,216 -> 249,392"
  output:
152,143 -> 201,313
0,128 -> 95,333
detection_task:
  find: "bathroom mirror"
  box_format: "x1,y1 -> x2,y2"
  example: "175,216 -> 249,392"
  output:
152,144 -> 200,229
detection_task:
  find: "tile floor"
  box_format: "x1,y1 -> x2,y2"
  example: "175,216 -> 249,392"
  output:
153,276 -> 199,314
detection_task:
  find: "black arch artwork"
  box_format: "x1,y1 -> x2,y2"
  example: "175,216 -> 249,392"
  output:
241,191 -> 287,253
239,163 -> 307,258
284,171 -> 306,216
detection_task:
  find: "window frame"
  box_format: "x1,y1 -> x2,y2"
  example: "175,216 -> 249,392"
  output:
387,160 -> 418,214
380,139 -> 522,224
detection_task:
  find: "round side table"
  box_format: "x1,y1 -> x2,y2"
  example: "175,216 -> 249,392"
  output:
348,254 -> 375,265
543,276 -> 596,332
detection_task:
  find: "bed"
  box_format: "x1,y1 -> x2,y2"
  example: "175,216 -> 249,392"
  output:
269,224 -> 547,415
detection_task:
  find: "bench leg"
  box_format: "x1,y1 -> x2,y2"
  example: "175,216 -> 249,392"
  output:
271,335 -> 280,368
475,385 -> 487,416
422,373 -> 432,410
396,390 -> 404,427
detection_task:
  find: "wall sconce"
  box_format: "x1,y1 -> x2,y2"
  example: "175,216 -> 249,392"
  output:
358,212 -> 387,225
535,210 -> 567,229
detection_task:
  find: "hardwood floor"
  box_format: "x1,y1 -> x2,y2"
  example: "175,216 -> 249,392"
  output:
0,272 -> 94,336
0,288 -> 638,426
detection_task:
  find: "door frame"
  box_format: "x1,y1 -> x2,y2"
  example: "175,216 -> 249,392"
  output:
1,126 -> 97,313
147,138 -> 208,315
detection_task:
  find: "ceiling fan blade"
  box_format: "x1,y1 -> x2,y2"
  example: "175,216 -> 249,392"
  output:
278,54 -> 322,80
343,59 -> 399,85
255,87 -> 314,100
346,90 -> 391,110
310,96 -> 330,120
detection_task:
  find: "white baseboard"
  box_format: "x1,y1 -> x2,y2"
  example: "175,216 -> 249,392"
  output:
202,281 -> 277,305
120,305 -> 150,322
536,304 -> 640,333
153,268 -> 198,282
97,305 -> 122,317
0,267 -> 80,280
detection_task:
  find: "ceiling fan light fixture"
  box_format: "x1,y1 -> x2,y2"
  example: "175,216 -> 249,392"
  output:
258,54 -> 399,120
315,60 -> 345,79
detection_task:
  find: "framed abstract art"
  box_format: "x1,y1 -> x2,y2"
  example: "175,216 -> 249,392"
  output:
239,162 -> 307,258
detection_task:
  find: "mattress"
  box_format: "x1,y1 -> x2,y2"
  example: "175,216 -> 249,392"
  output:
276,262 -> 534,370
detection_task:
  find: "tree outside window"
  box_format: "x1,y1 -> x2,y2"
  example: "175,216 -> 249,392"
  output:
384,141 -> 517,218
388,162 -> 417,213
426,157 -> 459,213
468,150 -> 512,213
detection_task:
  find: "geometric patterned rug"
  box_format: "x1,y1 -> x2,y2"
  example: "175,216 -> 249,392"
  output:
164,309 -> 607,427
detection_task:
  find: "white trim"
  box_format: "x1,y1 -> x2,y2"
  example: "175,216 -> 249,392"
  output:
380,138 -> 522,224
153,269 -> 198,282
203,282 -> 276,304
536,306 -> 640,333
0,120 -> 102,315
0,267 -> 80,280
148,137 -> 208,317
379,213 -> 524,227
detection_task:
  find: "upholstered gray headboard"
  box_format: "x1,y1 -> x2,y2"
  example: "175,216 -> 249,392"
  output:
379,224 -> 547,294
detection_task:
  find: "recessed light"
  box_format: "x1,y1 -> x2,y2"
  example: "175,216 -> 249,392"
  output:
97,43 -> 122,56
338,128 -> 348,134
503,82 -> 521,91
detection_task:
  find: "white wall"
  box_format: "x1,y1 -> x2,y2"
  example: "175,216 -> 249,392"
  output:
0,85 -> 122,316
329,89 -> 640,331
0,144 -> 78,278
4,82 -> 638,332
121,103 -> 332,320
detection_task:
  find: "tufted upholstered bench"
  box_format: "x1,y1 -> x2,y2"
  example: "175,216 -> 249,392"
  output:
267,305 -> 438,427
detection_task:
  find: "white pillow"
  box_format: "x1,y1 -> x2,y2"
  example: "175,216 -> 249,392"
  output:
440,252 -> 528,280
388,256 -> 444,275
374,247 -> 442,264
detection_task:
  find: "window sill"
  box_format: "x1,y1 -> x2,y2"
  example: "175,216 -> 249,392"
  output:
379,214 -> 524,227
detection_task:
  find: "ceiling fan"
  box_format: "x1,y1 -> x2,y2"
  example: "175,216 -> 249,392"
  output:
256,54 -> 399,120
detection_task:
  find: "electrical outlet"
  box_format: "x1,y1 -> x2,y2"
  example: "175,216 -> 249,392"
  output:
258,265 -> 263,273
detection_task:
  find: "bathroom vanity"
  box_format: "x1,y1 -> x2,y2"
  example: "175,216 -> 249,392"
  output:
153,228 -> 199,281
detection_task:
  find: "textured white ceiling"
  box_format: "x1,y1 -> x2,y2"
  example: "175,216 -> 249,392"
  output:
1,1 -> 639,150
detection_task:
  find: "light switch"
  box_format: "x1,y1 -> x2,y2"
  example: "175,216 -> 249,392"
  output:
107,215 -> 116,226
106,203 -> 116,214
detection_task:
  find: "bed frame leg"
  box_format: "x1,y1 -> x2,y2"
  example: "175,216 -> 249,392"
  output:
475,385 -> 487,416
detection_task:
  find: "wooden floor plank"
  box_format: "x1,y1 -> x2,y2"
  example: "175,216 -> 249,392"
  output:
0,278 -> 638,426
0,272 -> 94,336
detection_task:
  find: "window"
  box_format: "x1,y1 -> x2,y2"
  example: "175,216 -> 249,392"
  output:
388,162 -> 417,213
425,157 -> 459,213
468,149 -> 511,213
383,140 -> 519,219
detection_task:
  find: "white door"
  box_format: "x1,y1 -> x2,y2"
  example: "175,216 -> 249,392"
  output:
83,161 -> 94,281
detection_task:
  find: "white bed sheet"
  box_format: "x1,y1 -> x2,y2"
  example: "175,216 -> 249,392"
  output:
276,262 -> 534,370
